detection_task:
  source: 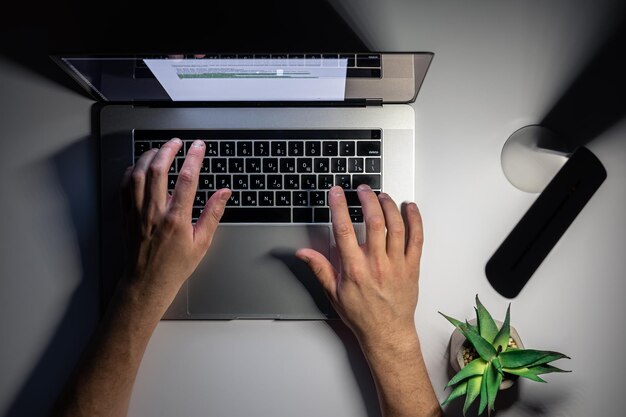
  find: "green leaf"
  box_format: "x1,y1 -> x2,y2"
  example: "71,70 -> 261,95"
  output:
486,363 -> 503,415
526,352 -> 571,368
529,364 -> 571,375
499,349 -> 569,368
441,380 -> 468,406
492,304 -> 511,352
463,375 -> 481,416
475,295 -> 499,343
439,312 -> 464,329
447,358 -> 488,387
459,322 -> 497,361
478,366 -> 488,415
492,357 -> 503,375
502,367 -> 547,383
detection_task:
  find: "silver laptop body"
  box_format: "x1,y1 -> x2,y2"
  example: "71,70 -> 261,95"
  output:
53,52 -> 433,319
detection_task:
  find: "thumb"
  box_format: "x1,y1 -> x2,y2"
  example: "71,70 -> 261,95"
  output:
295,248 -> 338,299
194,188 -> 231,247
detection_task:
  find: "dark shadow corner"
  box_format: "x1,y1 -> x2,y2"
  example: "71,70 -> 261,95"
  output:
540,11 -> 626,153
3,135 -> 101,417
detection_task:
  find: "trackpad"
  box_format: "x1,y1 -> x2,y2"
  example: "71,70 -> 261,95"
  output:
188,225 -> 335,319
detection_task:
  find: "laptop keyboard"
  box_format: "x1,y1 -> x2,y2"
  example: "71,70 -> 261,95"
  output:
134,53 -> 382,79
133,130 -> 382,223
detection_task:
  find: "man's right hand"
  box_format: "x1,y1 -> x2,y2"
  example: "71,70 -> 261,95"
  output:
296,184 -> 424,351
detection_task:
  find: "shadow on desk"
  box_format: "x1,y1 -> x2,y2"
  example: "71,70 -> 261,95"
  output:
3,136 -> 100,417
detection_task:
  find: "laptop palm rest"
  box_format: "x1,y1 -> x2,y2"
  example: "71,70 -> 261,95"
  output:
187,225 -> 336,319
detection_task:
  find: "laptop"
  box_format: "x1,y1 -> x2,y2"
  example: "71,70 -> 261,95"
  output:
52,52 -> 433,319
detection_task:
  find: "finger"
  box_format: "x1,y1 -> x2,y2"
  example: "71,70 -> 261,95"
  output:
378,193 -> 405,260
145,138 -> 182,215
131,148 -> 159,213
295,248 -> 338,299
170,140 -> 205,219
328,186 -> 361,263
194,188 -> 231,247
402,202 -> 424,265
120,165 -> 134,214
357,184 -> 386,256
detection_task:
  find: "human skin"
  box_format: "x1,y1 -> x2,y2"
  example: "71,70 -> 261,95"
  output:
52,137 -> 442,417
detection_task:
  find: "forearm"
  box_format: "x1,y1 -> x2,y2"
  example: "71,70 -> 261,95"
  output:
360,331 -> 443,417
53,279 -> 175,417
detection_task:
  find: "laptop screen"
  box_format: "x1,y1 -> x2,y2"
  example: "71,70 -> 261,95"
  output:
52,53 -> 433,103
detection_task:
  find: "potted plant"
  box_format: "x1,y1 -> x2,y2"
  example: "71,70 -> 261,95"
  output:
439,296 -> 570,416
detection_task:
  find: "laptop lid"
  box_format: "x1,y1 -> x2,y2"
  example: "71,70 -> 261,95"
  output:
51,53 -> 433,104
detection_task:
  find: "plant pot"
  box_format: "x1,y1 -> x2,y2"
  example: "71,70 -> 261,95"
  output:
449,319 -> 524,390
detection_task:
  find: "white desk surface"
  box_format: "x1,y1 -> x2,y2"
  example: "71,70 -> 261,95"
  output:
1,1 -> 625,416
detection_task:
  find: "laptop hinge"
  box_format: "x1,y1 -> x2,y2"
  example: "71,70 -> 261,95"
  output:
129,99 -> 369,108
365,98 -> 383,106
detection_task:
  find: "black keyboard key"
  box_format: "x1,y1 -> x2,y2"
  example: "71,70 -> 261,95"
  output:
331,158 -> 347,173
302,175 -> 317,190
347,68 -> 381,78
151,141 -> 165,149
339,53 -> 356,67
237,141 -> 253,156
318,175 -> 334,189
212,158 -> 228,173
174,159 -> 183,173
314,158 -> 330,173
246,158 -> 262,173
314,208 -> 330,223
335,174 -> 351,189
280,158 -> 296,173
175,144 -> 184,157
205,141 -> 218,156
263,158 -> 279,173
276,191 -> 291,206
259,191 -> 274,206
250,174 -> 266,189
233,175 -> 249,189
365,158 -> 381,173
349,207 -> 363,222
293,191 -> 308,206
192,207 -> 204,220
357,141 -> 381,156
200,158 -> 211,173
322,141 -> 338,156
297,158 -> 313,173
341,190 -> 380,206
221,208 -> 291,222
228,158 -> 245,173
343,191 -> 361,206
305,141 -> 321,156
352,174 -> 381,189
254,141 -> 270,156
293,208 -> 313,223
199,174 -> 215,189
227,191 -> 240,206
195,191 -> 206,207
216,175 -> 232,189
356,54 -> 381,68
348,158 -> 364,173
267,175 -> 282,189
310,191 -> 325,206
339,141 -> 355,156
168,175 -> 177,190
220,141 -> 236,156
134,141 -> 151,156
284,175 -> 299,189
271,141 -> 287,156
288,141 -> 304,156
242,191 -> 257,206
